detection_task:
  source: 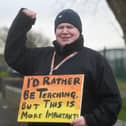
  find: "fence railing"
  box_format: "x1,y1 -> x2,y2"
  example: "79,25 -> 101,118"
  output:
100,48 -> 126,79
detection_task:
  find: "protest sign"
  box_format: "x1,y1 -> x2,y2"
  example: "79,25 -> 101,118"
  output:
17,74 -> 84,123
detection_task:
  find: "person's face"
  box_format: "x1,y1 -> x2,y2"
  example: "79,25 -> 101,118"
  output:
55,23 -> 80,47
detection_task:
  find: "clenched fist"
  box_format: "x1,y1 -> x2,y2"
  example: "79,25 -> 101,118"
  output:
22,8 -> 37,19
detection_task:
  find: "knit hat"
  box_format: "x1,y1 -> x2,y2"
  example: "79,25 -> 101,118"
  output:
55,9 -> 82,33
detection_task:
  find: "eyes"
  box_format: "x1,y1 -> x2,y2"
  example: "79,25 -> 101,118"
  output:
57,24 -> 74,30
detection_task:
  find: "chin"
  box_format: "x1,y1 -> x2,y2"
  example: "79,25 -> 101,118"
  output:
61,42 -> 71,47
62,40 -> 73,44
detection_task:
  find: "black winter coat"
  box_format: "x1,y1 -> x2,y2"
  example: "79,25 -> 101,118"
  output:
4,9 -> 121,126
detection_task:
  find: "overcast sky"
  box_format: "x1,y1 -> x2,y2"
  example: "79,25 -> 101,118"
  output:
0,0 -> 125,51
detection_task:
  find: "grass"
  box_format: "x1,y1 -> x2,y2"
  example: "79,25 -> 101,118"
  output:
118,98 -> 126,121
117,79 -> 126,95
117,79 -> 126,121
0,71 -> 9,78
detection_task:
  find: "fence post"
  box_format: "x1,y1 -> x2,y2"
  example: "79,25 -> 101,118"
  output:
0,77 -> 6,99
103,47 -> 107,58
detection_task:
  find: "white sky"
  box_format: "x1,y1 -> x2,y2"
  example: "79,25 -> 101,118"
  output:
0,0 -> 125,51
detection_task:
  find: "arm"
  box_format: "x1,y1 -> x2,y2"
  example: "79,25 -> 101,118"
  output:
4,8 -> 36,74
72,56 -> 121,126
84,57 -> 122,126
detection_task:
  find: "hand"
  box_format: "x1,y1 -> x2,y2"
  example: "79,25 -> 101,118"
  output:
22,8 -> 37,19
71,116 -> 87,126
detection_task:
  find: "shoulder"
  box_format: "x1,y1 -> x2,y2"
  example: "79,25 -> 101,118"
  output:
80,47 -> 109,67
80,46 -> 103,59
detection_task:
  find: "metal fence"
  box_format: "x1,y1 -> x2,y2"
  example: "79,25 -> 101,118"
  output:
100,48 -> 126,79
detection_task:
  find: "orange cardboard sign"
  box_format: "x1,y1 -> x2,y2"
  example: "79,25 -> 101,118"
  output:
17,74 -> 84,123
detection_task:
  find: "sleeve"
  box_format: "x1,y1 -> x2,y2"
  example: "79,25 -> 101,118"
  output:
84,56 -> 122,126
4,8 -> 36,75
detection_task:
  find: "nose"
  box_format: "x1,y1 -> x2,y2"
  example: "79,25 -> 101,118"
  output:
62,27 -> 68,33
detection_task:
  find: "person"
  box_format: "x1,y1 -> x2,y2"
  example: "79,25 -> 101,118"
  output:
4,8 -> 121,126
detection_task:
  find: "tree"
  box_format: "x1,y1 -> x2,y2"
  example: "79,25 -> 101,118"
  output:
107,0 -> 126,45
0,27 -> 8,54
0,27 -> 51,54
26,30 -> 50,48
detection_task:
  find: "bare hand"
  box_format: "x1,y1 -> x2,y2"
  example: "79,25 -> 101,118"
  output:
71,116 -> 87,126
22,8 -> 37,19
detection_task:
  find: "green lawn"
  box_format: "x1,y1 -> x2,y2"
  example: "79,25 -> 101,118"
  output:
118,98 -> 126,121
117,79 -> 126,121
117,79 -> 126,95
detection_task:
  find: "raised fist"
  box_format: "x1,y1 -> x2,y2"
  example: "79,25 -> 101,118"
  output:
22,8 -> 37,19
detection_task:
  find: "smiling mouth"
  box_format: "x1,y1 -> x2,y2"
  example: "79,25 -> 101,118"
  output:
61,38 -> 70,42
61,37 -> 71,40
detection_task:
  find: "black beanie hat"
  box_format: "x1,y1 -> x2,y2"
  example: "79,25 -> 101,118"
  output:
55,9 -> 82,33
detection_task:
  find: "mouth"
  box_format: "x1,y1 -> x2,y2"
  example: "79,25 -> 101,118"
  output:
62,38 -> 69,40
61,36 -> 71,41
